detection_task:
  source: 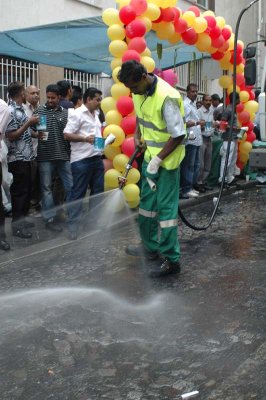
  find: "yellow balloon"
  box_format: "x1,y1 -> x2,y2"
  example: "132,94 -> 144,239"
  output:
137,16 -> 152,33
239,141 -> 252,155
244,100 -> 259,114
168,32 -> 182,45
127,197 -> 140,208
112,66 -> 121,83
147,0 -> 161,5
117,0 -> 131,9
216,16 -> 226,29
143,3 -> 161,21
182,11 -> 196,27
194,17 -> 208,34
102,9 -> 123,26
101,97 -> 116,114
111,83 -> 130,100
161,0 -> 177,7
218,75 -> 232,89
239,152 -> 249,164
156,22 -> 175,40
141,47 -> 151,57
104,169 -> 121,188
111,58 -> 122,71
105,109 -> 123,126
202,10 -> 215,17
239,90 -> 250,103
107,25 -> 126,41
196,33 -> 211,51
227,84 -> 240,94
109,40 -> 128,58
123,183 -> 140,202
126,168 -> 141,184
228,35 -> 235,51
236,63 -> 245,74
113,153 -> 129,173
103,124 -> 125,147
104,145 -> 121,160
140,56 -> 156,73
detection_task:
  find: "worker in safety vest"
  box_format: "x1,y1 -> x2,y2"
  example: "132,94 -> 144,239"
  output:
118,60 -> 186,278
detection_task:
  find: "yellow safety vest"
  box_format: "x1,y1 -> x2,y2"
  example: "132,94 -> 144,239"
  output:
133,77 -> 185,170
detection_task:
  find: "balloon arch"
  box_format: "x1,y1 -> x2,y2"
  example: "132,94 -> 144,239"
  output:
102,0 -> 258,207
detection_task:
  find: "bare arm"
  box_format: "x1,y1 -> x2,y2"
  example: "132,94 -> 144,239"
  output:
64,132 -> 94,144
7,115 -> 39,142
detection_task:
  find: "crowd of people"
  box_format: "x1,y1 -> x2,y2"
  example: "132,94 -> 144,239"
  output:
0,66 -> 255,279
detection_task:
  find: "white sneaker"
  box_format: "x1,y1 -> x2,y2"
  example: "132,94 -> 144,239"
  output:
187,190 -> 199,198
192,189 -> 199,194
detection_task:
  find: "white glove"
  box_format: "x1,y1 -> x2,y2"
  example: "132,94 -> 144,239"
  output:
147,156 -> 162,175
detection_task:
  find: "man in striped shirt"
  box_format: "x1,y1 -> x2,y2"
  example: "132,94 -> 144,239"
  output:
33,84 -> 73,232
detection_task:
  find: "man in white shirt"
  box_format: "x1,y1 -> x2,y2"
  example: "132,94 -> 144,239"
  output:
64,87 -> 104,240
180,84 -> 205,199
0,99 -> 11,250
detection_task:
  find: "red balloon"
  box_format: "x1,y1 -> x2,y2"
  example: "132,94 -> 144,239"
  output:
238,111 -> 250,124
182,28 -> 198,45
249,91 -> 255,100
121,115 -> 137,135
236,160 -> 245,171
128,37 -> 146,53
230,52 -> 243,65
211,35 -> 225,49
126,19 -> 146,39
204,16 -> 217,30
246,131 -> 256,143
153,7 -> 163,23
235,73 -> 245,87
211,51 -> 224,60
116,96 -> 134,116
161,7 -> 176,22
236,103 -> 244,113
247,121 -> 254,131
121,136 -> 136,157
122,49 -> 141,63
219,41 -> 229,52
188,6 -> 200,17
236,43 -> 244,55
119,5 -> 136,25
222,27 -> 231,41
130,0 -> 147,16
174,17 -> 188,33
210,26 -> 221,39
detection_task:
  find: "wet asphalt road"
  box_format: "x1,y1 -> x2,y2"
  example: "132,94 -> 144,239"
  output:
0,187 -> 266,400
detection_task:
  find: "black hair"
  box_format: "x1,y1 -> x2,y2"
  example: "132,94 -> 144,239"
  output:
118,60 -> 147,85
83,87 -> 102,104
7,81 -> 24,98
71,86 -> 83,106
46,84 -> 60,95
186,83 -> 198,92
57,80 -> 72,97
202,94 -> 211,101
72,85 -> 83,95
229,92 -> 240,104
211,93 -> 220,102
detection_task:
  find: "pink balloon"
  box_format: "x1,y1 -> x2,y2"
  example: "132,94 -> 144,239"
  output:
116,96 -> 134,116
121,136 -> 136,157
119,5 -> 136,25
121,115 -> 137,135
122,49 -> 141,63
128,37 -> 147,53
130,0 -> 147,16
126,19 -> 146,39
161,69 -> 178,87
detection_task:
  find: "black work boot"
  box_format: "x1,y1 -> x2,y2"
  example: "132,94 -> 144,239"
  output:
149,258 -> 181,278
125,244 -> 158,261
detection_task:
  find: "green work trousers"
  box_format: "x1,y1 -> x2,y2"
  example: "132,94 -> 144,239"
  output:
139,160 -> 180,263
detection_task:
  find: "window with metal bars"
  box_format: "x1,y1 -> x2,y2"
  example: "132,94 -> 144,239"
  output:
175,59 -> 207,97
0,56 -> 39,101
64,69 -> 103,93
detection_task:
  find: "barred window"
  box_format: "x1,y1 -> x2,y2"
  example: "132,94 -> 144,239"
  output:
0,57 -> 39,101
64,69 -> 103,93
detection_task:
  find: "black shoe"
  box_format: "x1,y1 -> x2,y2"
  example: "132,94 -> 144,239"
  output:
126,244 -> 158,261
228,178 -> 237,186
23,220 -> 35,228
45,220 -> 63,233
68,231 -> 77,240
194,184 -> 206,193
12,228 -> 32,239
203,185 -> 213,191
179,193 -> 189,199
149,259 -> 181,278
0,239 -> 10,251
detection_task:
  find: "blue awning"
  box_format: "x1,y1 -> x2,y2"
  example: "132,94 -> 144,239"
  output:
0,17 -> 206,74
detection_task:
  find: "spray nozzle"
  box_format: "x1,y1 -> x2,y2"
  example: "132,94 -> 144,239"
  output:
118,146 -> 141,190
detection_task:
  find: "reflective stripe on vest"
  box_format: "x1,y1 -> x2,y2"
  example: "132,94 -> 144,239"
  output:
160,219 -> 178,228
133,77 -> 185,170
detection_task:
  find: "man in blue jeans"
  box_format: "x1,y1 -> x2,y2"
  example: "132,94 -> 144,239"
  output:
34,84 -> 73,233
64,87 -> 104,240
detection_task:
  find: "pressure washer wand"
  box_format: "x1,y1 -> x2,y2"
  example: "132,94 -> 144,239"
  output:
118,146 -> 141,190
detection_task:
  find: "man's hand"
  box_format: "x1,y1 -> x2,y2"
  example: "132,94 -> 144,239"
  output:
134,137 -> 146,153
147,156 -> 162,175
29,115 -> 40,126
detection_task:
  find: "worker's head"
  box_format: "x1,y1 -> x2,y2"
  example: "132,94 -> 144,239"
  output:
83,87 -> 102,113
118,60 -> 150,95
186,83 -> 198,102
202,94 -> 212,110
